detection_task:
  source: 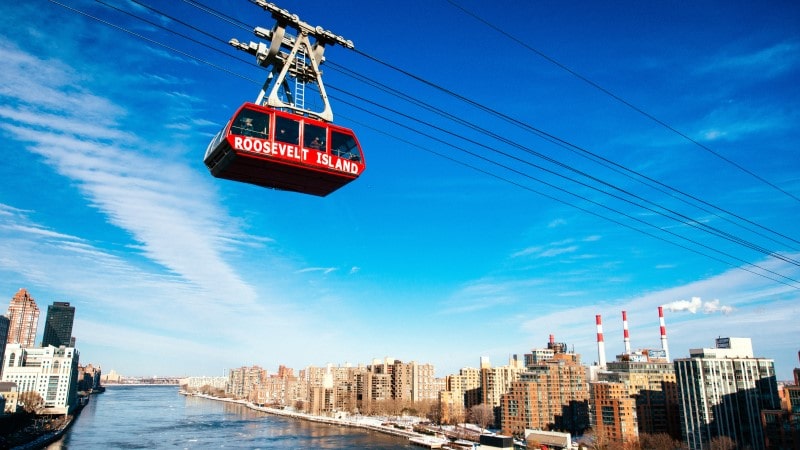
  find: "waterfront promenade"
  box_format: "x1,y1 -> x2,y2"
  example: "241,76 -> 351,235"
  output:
183,392 -> 454,445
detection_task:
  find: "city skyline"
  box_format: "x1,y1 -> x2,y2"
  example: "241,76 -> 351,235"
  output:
0,1 -> 798,378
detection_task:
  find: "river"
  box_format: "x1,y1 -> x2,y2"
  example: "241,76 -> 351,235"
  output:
46,385 -> 412,449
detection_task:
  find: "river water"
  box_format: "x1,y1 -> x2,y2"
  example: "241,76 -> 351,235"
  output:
46,385 -> 412,449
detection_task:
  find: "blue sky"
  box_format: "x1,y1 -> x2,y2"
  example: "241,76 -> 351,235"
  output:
1,1 -> 798,379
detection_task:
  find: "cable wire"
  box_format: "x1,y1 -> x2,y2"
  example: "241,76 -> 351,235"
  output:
48,0 -> 800,290
444,0 -> 800,205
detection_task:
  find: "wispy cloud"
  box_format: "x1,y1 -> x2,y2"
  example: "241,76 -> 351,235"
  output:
540,245 -> 579,257
1,222 -> 83,242
0,43 -> 259,306
439,278 -> 540,315
512,238 -> 579,259
697,103 -> 794,142
0,37 -> 286,356
296,267 -> 337,275
698,40 -> 800,77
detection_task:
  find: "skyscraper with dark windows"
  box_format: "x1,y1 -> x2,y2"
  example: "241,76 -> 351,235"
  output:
0,315 -> 9,377
6,288 -> 40,347
42,301 -> 75,348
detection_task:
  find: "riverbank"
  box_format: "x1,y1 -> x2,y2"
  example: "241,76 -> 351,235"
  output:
182,392 -> 433,443
8,398 -> 86,450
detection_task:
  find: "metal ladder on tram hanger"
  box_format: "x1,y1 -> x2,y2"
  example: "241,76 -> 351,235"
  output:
293,45 -> 306,111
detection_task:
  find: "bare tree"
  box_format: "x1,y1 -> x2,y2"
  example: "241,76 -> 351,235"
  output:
469,403 -> 494,433
709,436 -> 736,450
640,432 -> 684,450
372,399 -> 388,416
526,437 -> 541,449
18,391 -> 45,414
581,429 -> 611,450
427,399 -> 443,424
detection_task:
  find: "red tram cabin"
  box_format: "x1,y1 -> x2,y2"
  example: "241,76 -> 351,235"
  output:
204,103 -> 366,197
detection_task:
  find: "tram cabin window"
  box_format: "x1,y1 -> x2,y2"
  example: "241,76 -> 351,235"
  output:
275,116 -> 300,145
303,123 -> 327,151
232,110 -> 269,139
331,130 -> 360,161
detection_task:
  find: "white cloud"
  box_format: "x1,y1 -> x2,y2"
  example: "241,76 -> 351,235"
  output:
296,267 -> 337,275
701,299 -> 734,314
539,245 -> 578,257
698,40 -> 800,77
697,104 -> 793,142
511,239 -> 579,259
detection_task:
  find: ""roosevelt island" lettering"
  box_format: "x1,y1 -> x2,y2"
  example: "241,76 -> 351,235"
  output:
232,136 -> 359,175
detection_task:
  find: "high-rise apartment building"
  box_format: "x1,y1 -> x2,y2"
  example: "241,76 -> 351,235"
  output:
442,366 -> 482,423
6,288 -> 40,347
599,358 -> 681,439
675,337 -> 780,450
589,381 -> 639,448
481,355 -> 526,414
390,360 -> 437,403
367,357 -> 394,403
226,365 -> 267,400
42,301 -> 76,348
500,339 -> 589,436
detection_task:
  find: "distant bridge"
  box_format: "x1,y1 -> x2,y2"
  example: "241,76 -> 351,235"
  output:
105,377 -> 182,385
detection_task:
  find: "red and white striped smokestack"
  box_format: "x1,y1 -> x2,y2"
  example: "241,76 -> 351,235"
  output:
550,334 -> 555,345
659,306 -> 670,362
622,310 -> 631,354
596,314 -> 607,368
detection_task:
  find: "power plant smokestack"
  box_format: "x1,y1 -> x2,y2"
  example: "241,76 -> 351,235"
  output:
659,306 -> 670,362
596,314 -> 607,368
549,334 -> 555,345
622,310 -> 631,354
